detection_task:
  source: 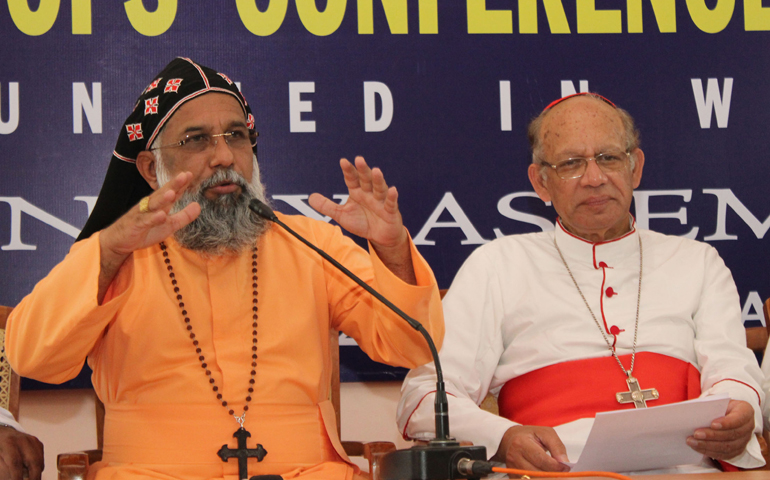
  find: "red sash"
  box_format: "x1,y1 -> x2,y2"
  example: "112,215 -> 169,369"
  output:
498,352 -> 701,427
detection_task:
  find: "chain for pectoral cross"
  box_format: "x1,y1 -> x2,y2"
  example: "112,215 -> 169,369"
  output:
554,232 -> 658,409
235,412 -> 246,429
161,242 -> 268,479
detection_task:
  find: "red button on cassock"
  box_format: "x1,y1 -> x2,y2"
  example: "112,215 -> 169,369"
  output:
606,287 -> 616,297
598,261 -> 608,268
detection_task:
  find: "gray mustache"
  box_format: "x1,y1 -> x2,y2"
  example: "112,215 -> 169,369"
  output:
200,168 -> 248,191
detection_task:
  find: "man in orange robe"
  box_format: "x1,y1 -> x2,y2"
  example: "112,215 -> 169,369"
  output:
6,58 -> 443,480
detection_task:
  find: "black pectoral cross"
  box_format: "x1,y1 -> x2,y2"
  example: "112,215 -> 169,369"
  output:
615,375 -> 659,408
217,428 -> 267,480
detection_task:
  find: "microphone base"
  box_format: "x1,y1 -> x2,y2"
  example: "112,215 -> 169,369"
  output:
379,444 -> 487,480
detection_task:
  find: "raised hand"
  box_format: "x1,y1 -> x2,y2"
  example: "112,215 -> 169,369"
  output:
100,172 -> 201,256
309,156 -> 415,284
97,171 -> 201,303
309,156 -> 406,249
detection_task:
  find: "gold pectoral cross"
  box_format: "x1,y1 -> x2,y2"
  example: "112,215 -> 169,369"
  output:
616,375 -> 659,408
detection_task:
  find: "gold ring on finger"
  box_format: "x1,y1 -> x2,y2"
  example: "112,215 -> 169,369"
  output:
138,196 -> 151,213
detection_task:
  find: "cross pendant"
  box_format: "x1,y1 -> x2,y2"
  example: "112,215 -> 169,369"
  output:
616,375 -> 659,408
217,428 -> 268,480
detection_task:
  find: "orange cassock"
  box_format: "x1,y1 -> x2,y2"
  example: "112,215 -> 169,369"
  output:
7,213 -> 444,480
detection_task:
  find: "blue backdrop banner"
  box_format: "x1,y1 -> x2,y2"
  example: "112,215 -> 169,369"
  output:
1,1 -> 768,385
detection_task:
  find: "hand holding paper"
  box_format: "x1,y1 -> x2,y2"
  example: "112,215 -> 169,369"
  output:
686,399 -> 755,460
568,394 -> 730,473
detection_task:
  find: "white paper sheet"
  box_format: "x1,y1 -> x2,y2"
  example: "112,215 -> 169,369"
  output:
567,394 -> 730,473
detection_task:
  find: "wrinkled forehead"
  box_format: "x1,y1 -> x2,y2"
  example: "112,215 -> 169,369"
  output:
540,97 -> 625,153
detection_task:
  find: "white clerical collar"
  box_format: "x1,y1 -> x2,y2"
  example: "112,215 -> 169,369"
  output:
553,217 -> 639,270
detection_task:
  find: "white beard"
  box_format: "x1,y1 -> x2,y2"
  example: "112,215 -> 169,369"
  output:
155,154 -> 271,255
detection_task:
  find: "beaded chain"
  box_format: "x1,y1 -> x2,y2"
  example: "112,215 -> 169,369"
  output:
160,242 -> 259,421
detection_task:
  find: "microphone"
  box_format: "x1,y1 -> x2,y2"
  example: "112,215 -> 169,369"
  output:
249,199 -> 278,223
249,199 -> 487,480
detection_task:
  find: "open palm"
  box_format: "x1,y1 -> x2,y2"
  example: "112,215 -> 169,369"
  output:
309,156 -> 406,249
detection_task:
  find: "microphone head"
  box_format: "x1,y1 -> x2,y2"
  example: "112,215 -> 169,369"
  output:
249,199 -> 278,222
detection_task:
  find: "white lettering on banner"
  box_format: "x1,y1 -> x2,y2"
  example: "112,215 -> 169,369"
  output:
72,82 -> 102,134
0,197 -> 81,251
1,189 -> 767,248
691,77 -> 733,129
495,192 -> 554,238
499,80 -> 512,131
742,291 -> 765,326
413,192 -> 490,246
289,82 -> 316,133
633,190 -> 699,239
703,189 -> 770,241
560,80 -> 589,97
74,196 -> 98,217
271,194 -> 349,222
0,82 -> 20,135
363,81 -> 394,132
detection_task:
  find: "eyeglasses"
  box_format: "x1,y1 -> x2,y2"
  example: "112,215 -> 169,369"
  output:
540,150 -> 631,180
150,129 -> 258,154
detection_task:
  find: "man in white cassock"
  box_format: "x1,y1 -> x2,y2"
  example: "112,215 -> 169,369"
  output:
761,352 -> 770,436
396,93 -> 766,473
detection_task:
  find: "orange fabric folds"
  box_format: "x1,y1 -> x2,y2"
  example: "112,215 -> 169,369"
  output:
102,403 -> 342,477
498,352 -> 701,427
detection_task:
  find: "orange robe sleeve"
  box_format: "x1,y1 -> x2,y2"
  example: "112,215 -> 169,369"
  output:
280,214 -> 444,369
7,216 -> 444,382
6,233 -> 134,383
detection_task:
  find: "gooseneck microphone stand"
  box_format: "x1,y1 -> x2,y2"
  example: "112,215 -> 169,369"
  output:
249,199 -> 488,480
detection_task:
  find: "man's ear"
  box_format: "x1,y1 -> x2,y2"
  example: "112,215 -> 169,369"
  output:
528,163 -> 552,203
630,148 -> 645,189
136,151 -> 160,190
